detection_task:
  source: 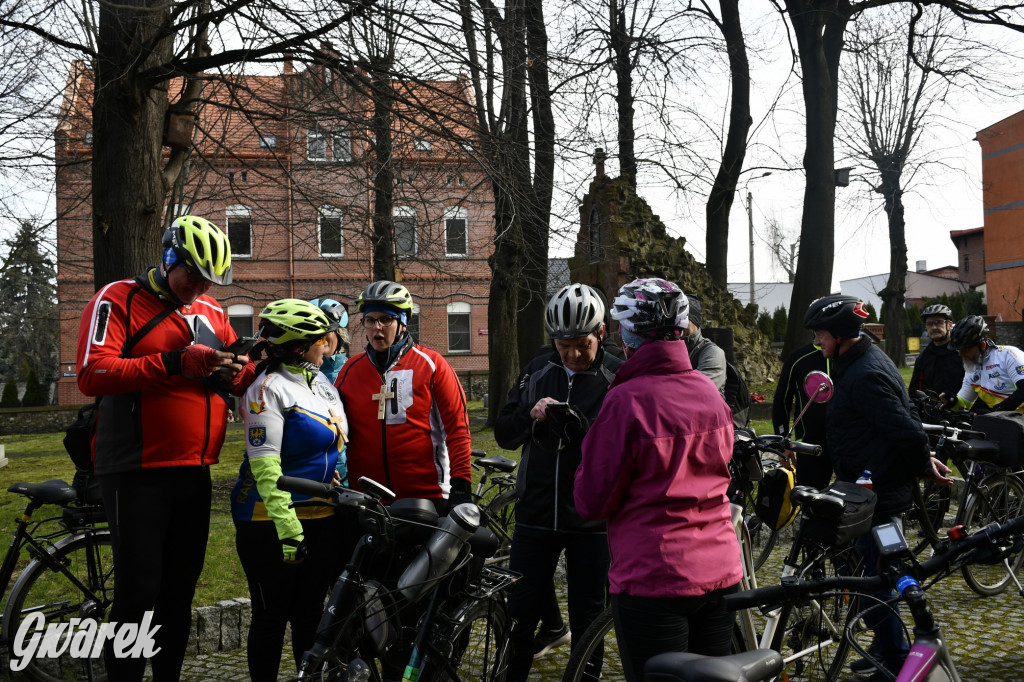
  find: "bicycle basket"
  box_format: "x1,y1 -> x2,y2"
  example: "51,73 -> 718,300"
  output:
755,466 -> 800,531
801,481 -> 876,547
972,411 -> 1024,468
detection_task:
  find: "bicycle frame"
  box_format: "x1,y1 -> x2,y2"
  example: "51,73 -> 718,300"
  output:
0,497 -> 109,633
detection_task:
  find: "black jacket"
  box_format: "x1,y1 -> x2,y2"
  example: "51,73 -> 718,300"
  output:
828,336 -> 931,517
908,340 -> 964,398
495,347 -> 622,533
772,343 -> 833,489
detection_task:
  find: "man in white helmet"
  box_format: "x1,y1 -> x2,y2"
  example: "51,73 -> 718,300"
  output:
496,283 -> 623,682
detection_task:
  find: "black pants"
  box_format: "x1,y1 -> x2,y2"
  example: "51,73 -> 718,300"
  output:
506,526 -> 609,682
99,467 -> 212,682
235,516 -> 345,682
611,584 -> 739,682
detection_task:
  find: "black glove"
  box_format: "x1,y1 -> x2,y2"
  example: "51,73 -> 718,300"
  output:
281,535 -> 308,564
448,477 -> 473,507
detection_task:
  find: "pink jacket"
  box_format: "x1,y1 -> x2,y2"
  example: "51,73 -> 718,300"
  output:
575,340 -> 742,597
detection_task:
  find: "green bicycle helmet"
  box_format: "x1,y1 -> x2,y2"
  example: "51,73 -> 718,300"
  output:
259,299 -> 331,346
162,215 -> 233,285
356,281 -> 414,315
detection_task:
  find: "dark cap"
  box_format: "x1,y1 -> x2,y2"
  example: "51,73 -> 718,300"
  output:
687,297 -> 703,328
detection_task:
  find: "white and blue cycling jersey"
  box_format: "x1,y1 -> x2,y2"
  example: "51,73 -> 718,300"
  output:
956,344 -> 1024,412
232,366 -> 349,522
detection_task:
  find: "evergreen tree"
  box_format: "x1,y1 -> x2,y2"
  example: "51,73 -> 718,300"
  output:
864,302 -> 879,323
757,311 -> 775,340
0,222 -> 58,404
21,367 -> 46,406
0,381 -> 18,408
772,307 -> 788,342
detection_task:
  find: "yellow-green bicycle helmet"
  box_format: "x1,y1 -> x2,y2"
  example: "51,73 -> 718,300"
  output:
259,299 -> 331,346
162,215 -> 233,285
355,281 -> 414,315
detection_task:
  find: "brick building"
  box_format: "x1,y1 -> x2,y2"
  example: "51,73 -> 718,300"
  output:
977,110 -> 1024,321
55,58 -> 493,405
949,227 -> 985,290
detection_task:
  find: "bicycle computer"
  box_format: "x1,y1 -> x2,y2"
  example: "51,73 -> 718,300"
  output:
872,522 -> 909,557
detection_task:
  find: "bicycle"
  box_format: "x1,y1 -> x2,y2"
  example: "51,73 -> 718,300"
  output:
906,399 -> 1024,596
0,479 -> 113,682
277,475 -> 517,681
470,449 -> 518,566
646,513 -> 1024,682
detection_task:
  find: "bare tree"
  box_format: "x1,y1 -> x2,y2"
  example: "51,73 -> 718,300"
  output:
838,6 -> 1014,365
2,0 -> 380,289
766,216 -> 798,282
779,0 -> 1024,358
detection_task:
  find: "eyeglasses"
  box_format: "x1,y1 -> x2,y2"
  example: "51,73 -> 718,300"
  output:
181,264 -> 207,286
363,315 -> 397,329
925,320 -> 949,328
312,336 -> 328,346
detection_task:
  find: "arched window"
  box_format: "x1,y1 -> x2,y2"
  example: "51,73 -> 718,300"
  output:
447,302 -> 471,353
444,206 -> 468,257
395,206 -> 417,257
319,206 -> 343,257
226,204 -> 252,258
227,304 -> 254,338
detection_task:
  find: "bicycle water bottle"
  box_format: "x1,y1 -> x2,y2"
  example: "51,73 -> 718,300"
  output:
397,503 -> 481,602
856,469 -> 873,490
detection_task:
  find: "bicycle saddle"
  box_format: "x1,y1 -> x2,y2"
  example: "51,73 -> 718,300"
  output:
645,649 -> 783,682
7,480 -> 77,505
473,453 -> 517,473
790,486 -> 845,520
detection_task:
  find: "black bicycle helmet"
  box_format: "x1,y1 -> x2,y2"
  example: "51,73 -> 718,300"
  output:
803,295 -> 869,338
921,304 -> 953,321
948,315 -> 989,350
545,284 -> 606,339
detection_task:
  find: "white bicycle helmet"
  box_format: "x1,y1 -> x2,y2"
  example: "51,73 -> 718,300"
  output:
545,284 -> 606,339
611,278 -> 688,347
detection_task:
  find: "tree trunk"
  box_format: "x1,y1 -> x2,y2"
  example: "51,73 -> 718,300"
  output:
611,0 -> 637,187
878,171 -> 908,366
782,2 -> 849,358
517,0 -> 555,368
705,0 -> 751,288
487,183 -> 522,427
369,64 -> 396,282
92,1 -> 174,288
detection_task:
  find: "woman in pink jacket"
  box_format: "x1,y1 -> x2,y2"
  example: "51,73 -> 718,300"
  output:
575,278 -> 742,682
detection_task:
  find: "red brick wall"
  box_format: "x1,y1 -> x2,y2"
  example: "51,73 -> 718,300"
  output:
978,110 -> 1024,320
56,71 -> 494,405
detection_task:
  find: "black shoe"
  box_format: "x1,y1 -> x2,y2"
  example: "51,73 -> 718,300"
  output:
850,656 -> 878,674
533,624 -> 571,659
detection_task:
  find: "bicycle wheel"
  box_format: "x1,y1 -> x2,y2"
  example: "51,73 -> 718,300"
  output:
2,531 -> 114,682
920,479 -> 952,533
561,606 -> 624,682
482,489 -> 516,567
435,596 -> 511,681
771,544 -> 863,681
961,473 -> 1024,596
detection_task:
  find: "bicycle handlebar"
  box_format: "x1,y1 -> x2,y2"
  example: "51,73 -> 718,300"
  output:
724,514 -> 1024,610
787,440 -> 821,456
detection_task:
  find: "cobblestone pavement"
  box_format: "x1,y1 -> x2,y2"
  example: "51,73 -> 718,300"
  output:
165,565 -> 1023,681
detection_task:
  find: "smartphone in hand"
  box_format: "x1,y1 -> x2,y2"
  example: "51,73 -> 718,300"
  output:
223,336 -> 258,357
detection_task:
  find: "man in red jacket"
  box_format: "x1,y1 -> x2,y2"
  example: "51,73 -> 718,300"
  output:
335,280 -> 472,509
76,215 -> 248,681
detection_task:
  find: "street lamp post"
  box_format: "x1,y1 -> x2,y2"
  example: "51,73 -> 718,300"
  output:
747,191 -> 755,307
743,171 -> 771,308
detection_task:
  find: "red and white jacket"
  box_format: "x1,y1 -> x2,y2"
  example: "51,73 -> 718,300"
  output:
335,337 -> 472,500
76,273 -> 240,475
